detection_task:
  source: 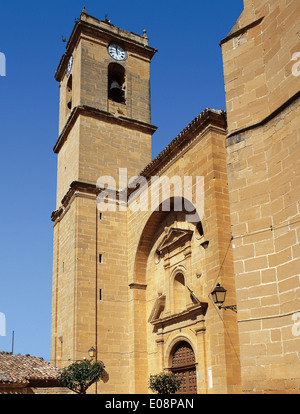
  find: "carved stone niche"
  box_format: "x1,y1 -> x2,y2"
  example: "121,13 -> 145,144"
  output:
155,227 -> 194,268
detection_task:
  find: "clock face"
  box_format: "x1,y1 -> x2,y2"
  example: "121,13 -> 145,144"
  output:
108,44 -> 127,61
66,56 -> 73,77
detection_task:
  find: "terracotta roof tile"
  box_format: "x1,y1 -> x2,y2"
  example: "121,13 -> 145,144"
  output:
0,352 -> 60,385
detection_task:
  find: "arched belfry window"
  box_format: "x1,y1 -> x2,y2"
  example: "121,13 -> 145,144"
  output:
66,75 -> 72,111
108,62 -> 126,103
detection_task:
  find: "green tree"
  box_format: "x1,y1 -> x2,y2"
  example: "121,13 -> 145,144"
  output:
59,359 -> 106,394
148,372 -> 182,395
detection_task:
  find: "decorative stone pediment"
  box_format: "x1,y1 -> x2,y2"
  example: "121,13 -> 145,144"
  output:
149,301 -> 208,335
148,295 -> 166,323
155,227 -> 194,268
148,291 -> 208,334
156,227 -> 193,257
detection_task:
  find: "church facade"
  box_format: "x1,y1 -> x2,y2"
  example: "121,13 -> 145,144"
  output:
51,1 -> 300,394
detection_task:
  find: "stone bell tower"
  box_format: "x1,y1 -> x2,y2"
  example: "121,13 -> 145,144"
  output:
51,7 -> 157,393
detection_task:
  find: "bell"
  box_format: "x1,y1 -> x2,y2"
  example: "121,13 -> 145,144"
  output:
109,81 -> 124,103
110,80 -> 121,90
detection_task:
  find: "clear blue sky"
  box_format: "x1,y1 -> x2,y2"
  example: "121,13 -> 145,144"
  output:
0,0 -> 243,362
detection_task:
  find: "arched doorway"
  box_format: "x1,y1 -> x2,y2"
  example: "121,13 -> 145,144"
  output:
171,341 -> 197,394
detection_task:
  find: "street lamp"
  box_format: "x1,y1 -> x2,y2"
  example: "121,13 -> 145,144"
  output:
211,284 -> 237,313
88,346 -> 96,360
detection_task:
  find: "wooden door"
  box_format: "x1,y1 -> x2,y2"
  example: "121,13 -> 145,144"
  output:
171,341 -> 197,394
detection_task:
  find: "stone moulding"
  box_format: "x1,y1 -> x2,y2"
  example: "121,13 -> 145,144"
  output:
226,90 -> 300,145
149,303 -> 208,335
148,295 -> 166,323
51,180 -> 98,223
156,227 -> 194,257
139,108 -> 227,180
219,17 -> 264,46
128,282 -> 147,290
51,108 -> 227,223
55,18 -> 157,82
53,105 -> 158,154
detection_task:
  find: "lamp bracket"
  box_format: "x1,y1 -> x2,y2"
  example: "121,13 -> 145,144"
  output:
219,305 -> 237,313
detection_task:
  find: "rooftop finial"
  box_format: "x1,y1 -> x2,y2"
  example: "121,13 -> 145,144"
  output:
105,14 -> 110,23
143,29 -> 148,39
81,5 -> 87,14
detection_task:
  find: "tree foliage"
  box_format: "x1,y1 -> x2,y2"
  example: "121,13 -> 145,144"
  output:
59,359 -> 106,394
148,372 -> 182,394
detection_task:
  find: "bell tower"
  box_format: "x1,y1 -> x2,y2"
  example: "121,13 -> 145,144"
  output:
51,7 -> 157,393
53,7 -> 157,205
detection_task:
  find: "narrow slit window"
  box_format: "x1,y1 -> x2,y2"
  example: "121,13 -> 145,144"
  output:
99,254 -> 103,264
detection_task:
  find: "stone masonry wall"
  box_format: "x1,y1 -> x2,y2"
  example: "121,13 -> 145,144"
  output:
127,119 -> 241,394
222,0 -> 300,393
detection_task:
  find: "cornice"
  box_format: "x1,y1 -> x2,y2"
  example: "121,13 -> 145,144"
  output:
61,180 -> 99,207
226,90 -> 300,145
51,109 -> 227,223
129,283 -> 147,290
55,19 -> 157,82
149,303 -> 208,328
53,105 -> 158,154
157,227 -> 194,257
219,17 -> 264,46
139,108 -> 227,180
51,180 -> 124,223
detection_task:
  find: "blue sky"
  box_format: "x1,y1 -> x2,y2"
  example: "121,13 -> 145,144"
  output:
0,0 -> 243,362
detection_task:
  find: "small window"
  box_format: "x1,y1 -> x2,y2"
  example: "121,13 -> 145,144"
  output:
99,254 -> 103,264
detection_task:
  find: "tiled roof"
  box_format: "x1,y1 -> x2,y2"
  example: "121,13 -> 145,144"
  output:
0,352 -> 60,385
139,108 -> 227,179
